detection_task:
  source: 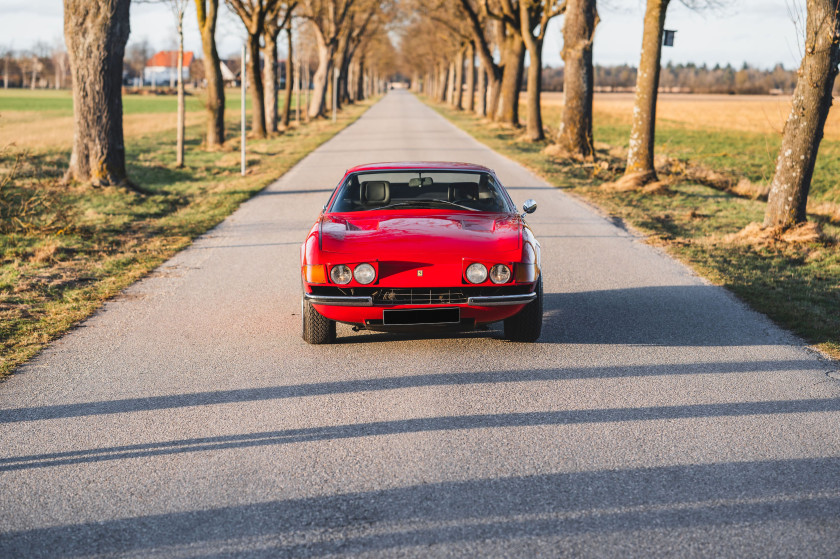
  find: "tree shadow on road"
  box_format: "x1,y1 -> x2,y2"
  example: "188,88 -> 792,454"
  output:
0,356 -> 825,425
4,397 -> 840,471
2,457 -> 838,557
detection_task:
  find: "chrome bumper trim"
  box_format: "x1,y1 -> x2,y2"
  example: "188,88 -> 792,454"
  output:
304,294 -> 373,307
466,293 -> 537,306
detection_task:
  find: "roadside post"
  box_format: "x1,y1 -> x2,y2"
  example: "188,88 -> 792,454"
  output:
333,67 -> 338,123
241,44 -> 246,177
295,52 -> 301,124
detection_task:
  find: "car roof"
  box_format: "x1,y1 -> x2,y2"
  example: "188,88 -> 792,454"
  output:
345,161 -> 494,174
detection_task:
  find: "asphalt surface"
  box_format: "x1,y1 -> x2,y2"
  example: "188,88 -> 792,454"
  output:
2,90 -> 839,558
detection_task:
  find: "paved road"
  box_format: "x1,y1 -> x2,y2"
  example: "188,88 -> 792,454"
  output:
2,91 -> 839,557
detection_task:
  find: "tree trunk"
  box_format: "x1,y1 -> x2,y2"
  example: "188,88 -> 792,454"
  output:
281,24 -> 293,129
338,42 -> 352,105
437,62 -> 448,102
263,31 -> 279,134
522,35 -> 544,141
453,47 -> 464,109
196,0 -> 225,148
176,15 -> 185,167
63,0 -> 131,186
497,30 -> 525,126
464,42 -> 475,113
558,0 -> 598,157
246,32 -> 266,137
446,61 -> 454,104
308,27 -> 333,119
333,37 -> 348,111
625,0 -> 669,183
476,65 -> 486,117
356,57 -> 365,101
764,0 -> 840,228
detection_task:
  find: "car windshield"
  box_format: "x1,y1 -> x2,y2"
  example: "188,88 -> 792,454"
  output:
329,171 -> 511,213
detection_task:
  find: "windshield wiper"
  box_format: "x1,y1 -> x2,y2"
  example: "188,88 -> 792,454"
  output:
373,200 -> 479,211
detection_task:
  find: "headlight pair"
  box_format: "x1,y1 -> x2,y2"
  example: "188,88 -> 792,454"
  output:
330,263 -> 376,285
465,263 -> 511,284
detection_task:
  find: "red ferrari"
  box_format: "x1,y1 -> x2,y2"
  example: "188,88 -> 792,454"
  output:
300,162 -> 542,343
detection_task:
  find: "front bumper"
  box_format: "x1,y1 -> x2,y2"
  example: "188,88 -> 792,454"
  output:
303,292 -> 537,307
304,284 -> 537,327
303,293 -> 373,306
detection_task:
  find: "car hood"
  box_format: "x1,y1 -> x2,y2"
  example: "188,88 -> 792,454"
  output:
320,213 -> 521,255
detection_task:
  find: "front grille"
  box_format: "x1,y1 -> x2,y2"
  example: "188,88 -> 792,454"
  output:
374,288 -> 467,305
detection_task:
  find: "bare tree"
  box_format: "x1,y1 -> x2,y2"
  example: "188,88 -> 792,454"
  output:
263,1 -> 297,134
300,0 -> 356,118
476,64 -> 486,116
464,40 -> 475,112
63,0 -> 132,186
622,0 -> 669,185
556,0 -> 597,157
51,39 -> 69,89
281,18 -> 295,127
764,0 -> 840,229
480,2 -> 526,126
519,0 -> 566,140
195,0 -> 226,147
166,0 -> 190,167
458,0 -> 503,120
227,0 -> 281,137
2,46 -> 10,89
126,37 -> 152,85
622,0 -> 721,186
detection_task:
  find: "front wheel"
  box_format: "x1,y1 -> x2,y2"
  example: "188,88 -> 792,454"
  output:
503,275 -> 543,342
301,296 -> 336,344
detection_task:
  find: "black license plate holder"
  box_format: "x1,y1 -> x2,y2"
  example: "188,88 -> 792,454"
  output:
382,308 -> 460,325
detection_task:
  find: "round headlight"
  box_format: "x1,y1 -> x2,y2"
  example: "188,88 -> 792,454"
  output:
465,263 -> 488,284
330,264 -> 352,284
354,263 -> 376,285
490,264 -> 511,284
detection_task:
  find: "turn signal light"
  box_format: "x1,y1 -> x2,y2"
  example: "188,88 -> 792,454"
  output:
515,263 -> 536,283
304,265 -> 327,284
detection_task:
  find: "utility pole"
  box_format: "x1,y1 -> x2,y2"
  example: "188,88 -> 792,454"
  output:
241,44 -> 246,177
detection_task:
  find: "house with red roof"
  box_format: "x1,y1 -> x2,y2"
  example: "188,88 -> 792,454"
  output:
144,50 -> 194,86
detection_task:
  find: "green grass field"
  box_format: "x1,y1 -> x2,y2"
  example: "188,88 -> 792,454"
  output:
0,87 -> 279,115
588,117 -> 840,206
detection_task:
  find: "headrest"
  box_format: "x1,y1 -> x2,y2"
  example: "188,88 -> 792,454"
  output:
449,182 -> 479,201
361,181 -> 390,205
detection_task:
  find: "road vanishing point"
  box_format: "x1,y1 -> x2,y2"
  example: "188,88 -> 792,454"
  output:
1,91 -> 839,558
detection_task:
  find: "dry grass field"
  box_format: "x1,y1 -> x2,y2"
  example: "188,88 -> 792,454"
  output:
536,91 -> 840,140
2,111 -> 208,150
524,91 -> 840,207
1,89 -> 372,377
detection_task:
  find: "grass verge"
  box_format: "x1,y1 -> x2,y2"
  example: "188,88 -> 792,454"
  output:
0,98 -> 375,378
426,98 -> 840,361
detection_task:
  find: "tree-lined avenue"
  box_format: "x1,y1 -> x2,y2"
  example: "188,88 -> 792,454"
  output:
1,91 -> 838,557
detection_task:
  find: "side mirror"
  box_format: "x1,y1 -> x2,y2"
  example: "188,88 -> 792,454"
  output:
522,199 -> 537,215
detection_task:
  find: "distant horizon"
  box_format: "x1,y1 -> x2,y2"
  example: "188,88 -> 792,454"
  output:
1,0 -> 804,71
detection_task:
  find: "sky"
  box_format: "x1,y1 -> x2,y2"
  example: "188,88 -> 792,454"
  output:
0,0 -> 807,70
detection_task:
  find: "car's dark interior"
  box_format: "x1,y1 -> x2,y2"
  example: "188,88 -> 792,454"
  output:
332,172 -> 508,212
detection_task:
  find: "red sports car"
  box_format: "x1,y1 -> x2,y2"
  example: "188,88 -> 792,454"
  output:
300,162 -> 542,344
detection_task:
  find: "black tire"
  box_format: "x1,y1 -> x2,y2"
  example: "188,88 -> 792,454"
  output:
503,275 -> 543,342
301,296 -> 336,344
